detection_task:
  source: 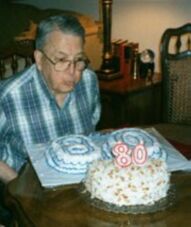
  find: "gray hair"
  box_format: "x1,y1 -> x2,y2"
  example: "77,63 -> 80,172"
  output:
35,14 -> 85,50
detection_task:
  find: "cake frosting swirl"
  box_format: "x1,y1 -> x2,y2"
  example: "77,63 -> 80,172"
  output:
46,135 -> 101,174
102,128 -> 167,161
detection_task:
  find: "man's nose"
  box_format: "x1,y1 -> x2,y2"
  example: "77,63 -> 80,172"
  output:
67,61 -> 76,74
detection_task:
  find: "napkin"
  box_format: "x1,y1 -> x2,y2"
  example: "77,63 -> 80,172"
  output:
146,128 -> 191,172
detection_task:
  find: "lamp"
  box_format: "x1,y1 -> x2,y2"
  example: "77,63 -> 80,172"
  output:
96,0 -> 122,80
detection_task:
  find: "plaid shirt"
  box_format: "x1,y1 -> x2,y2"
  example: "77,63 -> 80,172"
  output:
0,64 -> 101,171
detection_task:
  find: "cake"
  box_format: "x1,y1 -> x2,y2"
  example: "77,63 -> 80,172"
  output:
84,128 -> 170,207
101,128 -> 167,161
45,127 -> 170,207
85,159 -> 170,206
45,135 -> 101,174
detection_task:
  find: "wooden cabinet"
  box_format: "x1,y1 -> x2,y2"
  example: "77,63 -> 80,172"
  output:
97,74 -> 162,129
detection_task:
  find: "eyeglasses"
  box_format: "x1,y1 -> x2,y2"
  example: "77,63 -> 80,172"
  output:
40,50 -> 89,72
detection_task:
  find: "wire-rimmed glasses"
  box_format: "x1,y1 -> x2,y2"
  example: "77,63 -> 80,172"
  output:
40,50 -> 89,72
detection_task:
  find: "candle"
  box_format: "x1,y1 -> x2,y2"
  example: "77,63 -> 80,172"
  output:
112,141 -> 148,168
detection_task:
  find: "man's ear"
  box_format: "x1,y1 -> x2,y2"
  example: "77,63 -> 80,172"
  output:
34,49 -> 43,71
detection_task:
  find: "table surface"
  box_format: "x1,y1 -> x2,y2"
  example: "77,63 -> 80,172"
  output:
5,162 -> 191,227
99,73 -> 161,94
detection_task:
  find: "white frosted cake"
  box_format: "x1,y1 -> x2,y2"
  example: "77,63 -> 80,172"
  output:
45,135 -> 101,174
84,128 -> 170,207
85,159 -> 170,206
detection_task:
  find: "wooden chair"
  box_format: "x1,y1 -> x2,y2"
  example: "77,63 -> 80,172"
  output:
161,23 -> 191,125
0,40 -> 34,79
153,23 -> 191,144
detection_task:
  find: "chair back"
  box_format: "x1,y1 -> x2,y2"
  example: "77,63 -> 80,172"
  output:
0,40 -> 34,80
161,23 -> 191,125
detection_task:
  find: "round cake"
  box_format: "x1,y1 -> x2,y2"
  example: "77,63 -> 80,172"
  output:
84,159 -> 170,206
45,135 -> 101,174
84,128 -> 170,207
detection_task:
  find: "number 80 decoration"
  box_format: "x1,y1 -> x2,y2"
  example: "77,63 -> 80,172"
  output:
112,141 -> 148,168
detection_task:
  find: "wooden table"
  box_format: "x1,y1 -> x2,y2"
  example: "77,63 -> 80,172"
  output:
5,163 -> 191,227
97,73 -> 162,129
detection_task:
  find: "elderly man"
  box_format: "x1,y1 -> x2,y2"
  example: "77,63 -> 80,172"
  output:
0,15 -> 101,183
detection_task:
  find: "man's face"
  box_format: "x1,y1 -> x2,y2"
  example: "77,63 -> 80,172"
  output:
34,30 -> 86,96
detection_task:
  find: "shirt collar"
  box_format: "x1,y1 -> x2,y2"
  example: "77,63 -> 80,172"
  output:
35,68 -> 54,99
